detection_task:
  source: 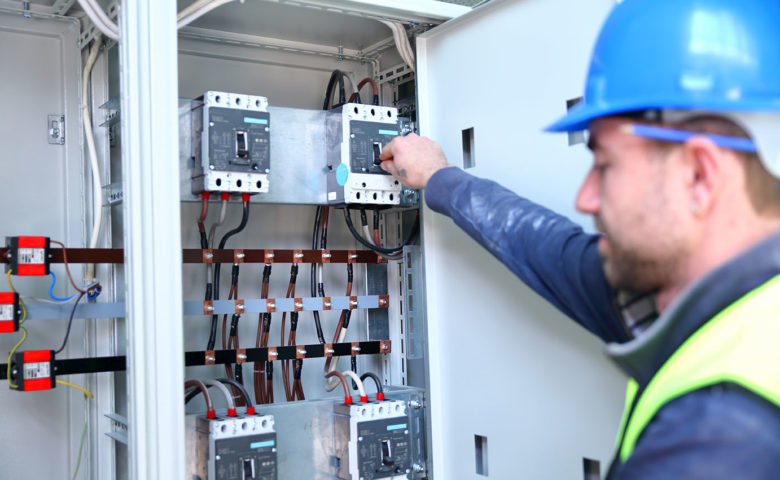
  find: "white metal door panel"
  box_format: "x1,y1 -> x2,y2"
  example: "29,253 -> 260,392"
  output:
417,0 -> 626,478
0,11 -> 92,480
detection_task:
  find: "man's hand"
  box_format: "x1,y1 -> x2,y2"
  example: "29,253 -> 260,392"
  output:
379,133 -> 452,189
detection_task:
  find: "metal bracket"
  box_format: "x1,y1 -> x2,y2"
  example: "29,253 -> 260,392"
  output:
47,115 -> 65,144
105,413 -> 128,445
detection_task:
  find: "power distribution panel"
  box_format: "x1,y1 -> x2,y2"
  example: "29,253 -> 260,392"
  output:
191,91 -> 271,195
5,236 -> 50,276
334,400 -> 411,480
187,413 -> 277,480
327,104 -> 403,205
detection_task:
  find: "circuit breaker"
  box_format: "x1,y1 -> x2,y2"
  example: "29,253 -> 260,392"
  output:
334,400 -> 412,480
190,91 -> 271,195
187,413 -> 278,480
327,103 -> 403,205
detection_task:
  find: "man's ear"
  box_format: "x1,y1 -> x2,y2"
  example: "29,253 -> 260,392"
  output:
681,136 -> 723,216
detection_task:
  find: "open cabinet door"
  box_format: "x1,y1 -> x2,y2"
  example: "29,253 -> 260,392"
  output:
416,0 -> 625,478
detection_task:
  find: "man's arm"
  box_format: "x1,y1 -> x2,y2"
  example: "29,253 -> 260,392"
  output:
378,133 -> 629,343
425,166 -> 629,343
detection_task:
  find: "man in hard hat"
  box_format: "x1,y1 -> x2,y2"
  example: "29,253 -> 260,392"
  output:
379,0 -> 780,477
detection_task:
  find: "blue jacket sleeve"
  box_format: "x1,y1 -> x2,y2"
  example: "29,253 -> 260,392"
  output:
425,167 -> 629,343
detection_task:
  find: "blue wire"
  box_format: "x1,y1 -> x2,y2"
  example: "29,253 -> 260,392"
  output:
627,124 -> 757,153
48,271 -> 77,302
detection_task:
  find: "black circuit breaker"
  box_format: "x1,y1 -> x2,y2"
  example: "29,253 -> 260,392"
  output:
326,103 -> 403,205
9,350 -> 55,391
334,400 -> 412,480
5,236 -> 50,276
190,91 -> 271,195
0,292 -> 21,333
186,412 -> 278,480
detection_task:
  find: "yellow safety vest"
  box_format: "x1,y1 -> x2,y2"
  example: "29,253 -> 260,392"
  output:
614,274 -> 780,463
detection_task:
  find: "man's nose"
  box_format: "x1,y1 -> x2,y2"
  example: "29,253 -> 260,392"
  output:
575,168 -> 600,215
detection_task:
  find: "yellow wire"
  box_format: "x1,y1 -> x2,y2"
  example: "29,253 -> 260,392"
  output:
6,327 -> 27,389
56,380 -> 94,399
6,269 -> 27,324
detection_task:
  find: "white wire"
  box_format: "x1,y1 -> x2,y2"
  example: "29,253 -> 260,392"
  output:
208,199 -> 229,248
341,370 -> 366,398
203,379 -> 235,410
325,327 -> 349,391
361,225 -> 374,245
178,0 -> 240,28
345,72 -> 359,102
379,20 -> 415,73
207,198 -> 228,283
82,38 -> 103,283
76,0 -> 119,41
394,22 -> 416,73
177,0 -> 214,20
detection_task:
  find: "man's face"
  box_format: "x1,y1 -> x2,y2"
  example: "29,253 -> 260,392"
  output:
576,117 -> 693,293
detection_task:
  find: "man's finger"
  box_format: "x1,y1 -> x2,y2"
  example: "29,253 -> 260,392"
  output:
379,160 -> 394,174
379,137 -> 397,161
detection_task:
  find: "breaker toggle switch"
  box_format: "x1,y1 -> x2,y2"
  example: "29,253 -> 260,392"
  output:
236,131 -> 249,159
0,292 -> 21,333
372,142 -> 383,165
5,236 -> 50,276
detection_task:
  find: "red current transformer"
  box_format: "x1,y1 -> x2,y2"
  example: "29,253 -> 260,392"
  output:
5,236 -> 50,276
10,350 -> 55,391
0,292 -> 20,333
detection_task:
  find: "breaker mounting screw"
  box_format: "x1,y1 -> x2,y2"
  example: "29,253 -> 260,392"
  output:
413,463 -> 424,473
410,400 -> 422,409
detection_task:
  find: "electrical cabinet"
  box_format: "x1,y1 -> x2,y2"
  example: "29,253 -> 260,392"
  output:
0,1 -> 627,479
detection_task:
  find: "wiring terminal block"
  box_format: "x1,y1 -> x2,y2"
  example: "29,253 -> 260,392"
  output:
334,399 -> 411,480
191,91 -> 271,195
327,103 -> 403,205
5,236 -> 50,276
9,350 -> 55,391
186,412 -> 278,480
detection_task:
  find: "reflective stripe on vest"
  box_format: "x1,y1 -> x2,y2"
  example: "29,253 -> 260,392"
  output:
615,274 -> 780,463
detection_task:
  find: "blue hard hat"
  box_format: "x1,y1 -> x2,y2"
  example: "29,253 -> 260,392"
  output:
546,0 -> 780,133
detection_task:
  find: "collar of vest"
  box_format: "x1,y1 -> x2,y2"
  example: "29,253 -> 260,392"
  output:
605,228 -> 780,386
